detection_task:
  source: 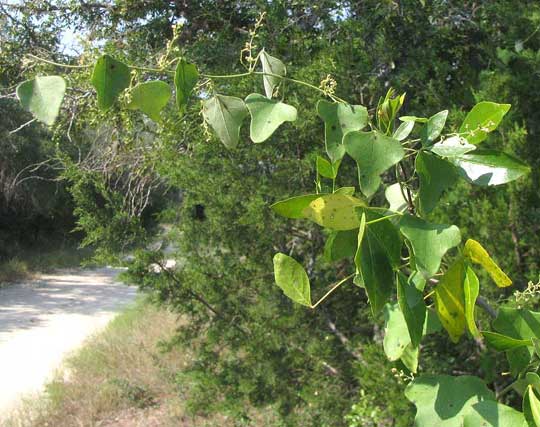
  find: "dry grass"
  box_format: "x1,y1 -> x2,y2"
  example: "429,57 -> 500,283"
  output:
0,258 -> 31,285
0,247 -> 91,287
3,298 -> 241,427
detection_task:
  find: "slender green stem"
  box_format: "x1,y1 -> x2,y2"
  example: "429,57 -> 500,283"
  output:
27,54 -> 92,69
27,54 -> 174,74
131,65 -> 173,74
311,273 -> 355,309
424,290 -> 435,301
29,53 -> 349,103
201,71 -> 254,79
366,213 -> 401,225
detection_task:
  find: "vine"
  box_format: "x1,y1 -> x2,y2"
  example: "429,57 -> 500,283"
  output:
12,16 -> 540,426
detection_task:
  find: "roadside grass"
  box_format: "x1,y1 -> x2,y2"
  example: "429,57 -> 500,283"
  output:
3,297 -> 277,427
0,246 -> 92,287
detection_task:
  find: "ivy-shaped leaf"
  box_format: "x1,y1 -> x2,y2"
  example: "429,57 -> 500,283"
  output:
463,239 -> 512,287
260,49 -> 286,98
317,100 -> 368,163
344,130 -> 405,197
303,193 -> 366,230
127,81 -> 171,122
174,59 -> 198,113
421,110 -> 448,146
91,55 -> 131,111
202,94 -> 248,149
459,101 -> 511,145
245,93 -> 297,143
316,156 -> 339,179
405,375 -> 496,427
271,194 -> 322,219
16,76 -> 66,125
273,253 -> 311,307
355,212 -> 401,313
397,272 -> 426,347
430,135 -> 476,157
416,151 -> 459,215
399,215 -> 461,279
451,149 -> 530,186
492,308 -> 540,376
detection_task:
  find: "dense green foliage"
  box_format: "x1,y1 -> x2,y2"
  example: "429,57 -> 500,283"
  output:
4,1 -> 540,426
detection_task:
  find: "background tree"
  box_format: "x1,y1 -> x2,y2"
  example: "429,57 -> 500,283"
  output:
3,1 -> 540,425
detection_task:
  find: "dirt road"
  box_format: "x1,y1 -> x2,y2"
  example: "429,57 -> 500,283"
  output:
0,267 -> 137,419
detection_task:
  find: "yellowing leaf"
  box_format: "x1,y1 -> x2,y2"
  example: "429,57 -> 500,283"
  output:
434,259 -> 466,343
464,264 -> 480,338
303,194 -> 366,230
464,239 -> 512,287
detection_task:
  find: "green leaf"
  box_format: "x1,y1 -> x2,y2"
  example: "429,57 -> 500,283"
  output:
317,100 -> 368,163
334,186 -> 355,196
127,81 -> 171,122
344,131 -> 405,197
399,215 -> 461,279
397,272 -> 426,347
353,213 -> 367,286
524,385 -> 540,427
416,151 -> 459,215
405,375 -> 496,427
463,401 -> 527,427
393,120 -> 414,141
464,239 -> 512,287
430,136 -> 476,157
383,304 -> 440,366
16,76 -> 66,126
316,156 -> 338,179
434,259 -> 467,343
421,110 -> 448,146
245,93 -> 297,143
91,55 -> 131,111
303,193 -> 366,230
383,303 -> 412,361
355,212 -> 402,313
202,95 -> 248,149
273,253 -> 311,307
492,308 -> 540,376
482,331 -> 532,351
534,339 -> 540,359
324,229 -> 357,262
464,263 -> 480,338
260,49 -> 286,99
459,102 -> 511,144
400,115 -> 428,123
401,343 -> 419,373
451,149 -> 530,186
271,194 -> 322,219
385,183 -> 410,213
174,59 -> 198,113
527,373 -> 540,396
